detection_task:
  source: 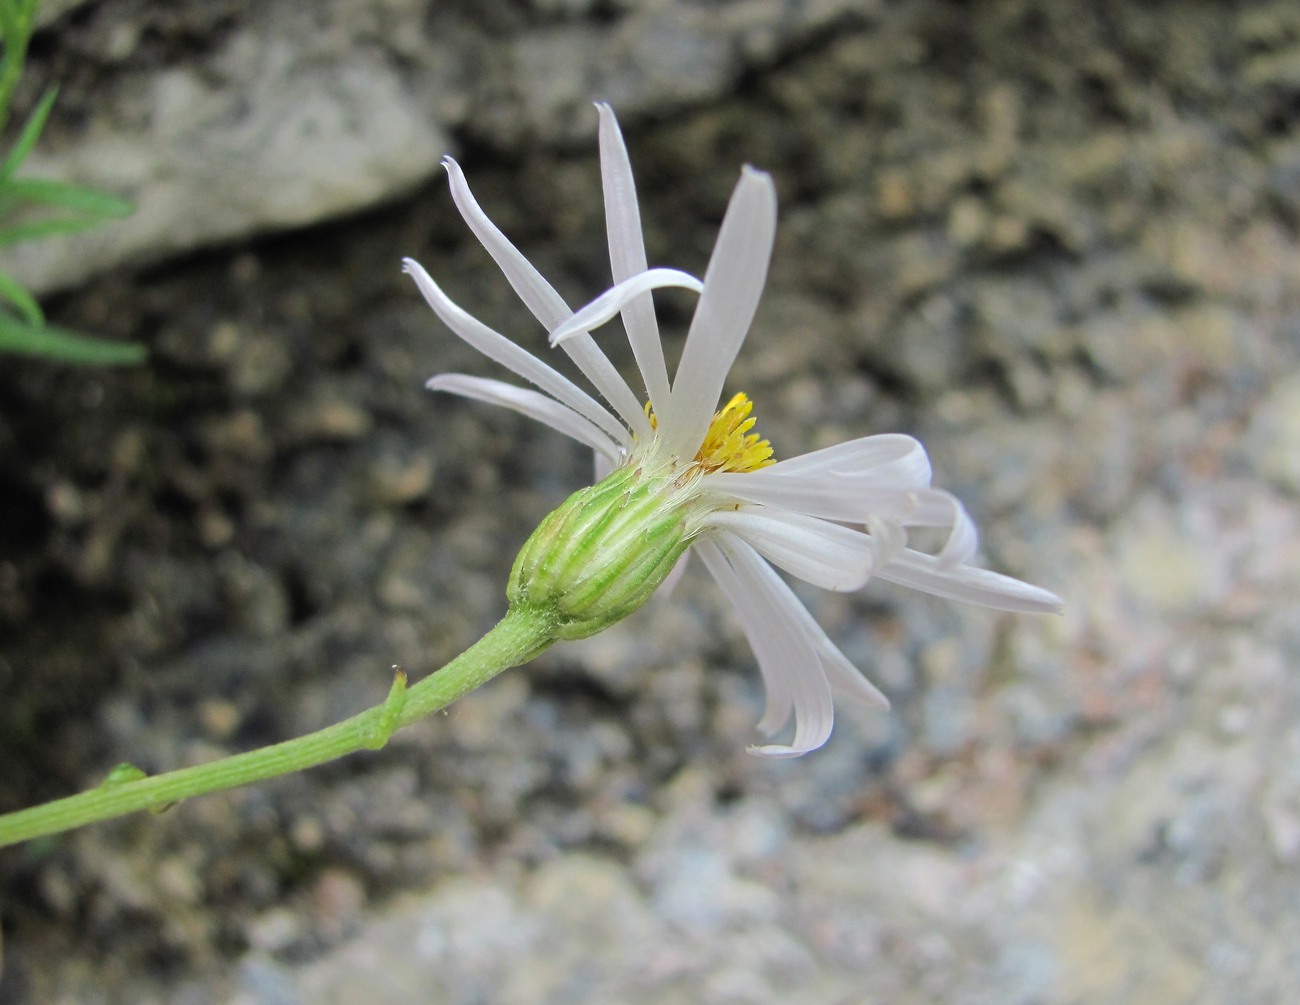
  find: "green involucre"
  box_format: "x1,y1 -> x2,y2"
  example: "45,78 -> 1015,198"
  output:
508,462 -> 695,640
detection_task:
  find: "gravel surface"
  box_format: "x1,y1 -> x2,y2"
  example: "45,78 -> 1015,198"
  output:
3,1 -> 1299,1003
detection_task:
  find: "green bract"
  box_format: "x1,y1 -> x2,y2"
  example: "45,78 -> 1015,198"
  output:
508,462 -> 695,640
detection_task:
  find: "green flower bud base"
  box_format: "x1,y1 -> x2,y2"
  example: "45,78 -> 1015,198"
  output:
509,462 -> 694,640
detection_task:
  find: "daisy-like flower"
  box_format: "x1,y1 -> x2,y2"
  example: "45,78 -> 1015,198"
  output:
404,104 -> 1062,757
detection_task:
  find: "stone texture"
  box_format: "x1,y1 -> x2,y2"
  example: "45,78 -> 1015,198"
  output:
8,0 -> 878,294
11,0 -> 449,293
4,1 -> 1300,1004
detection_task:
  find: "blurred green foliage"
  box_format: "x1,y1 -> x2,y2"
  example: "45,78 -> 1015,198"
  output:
0,0 -> 144,364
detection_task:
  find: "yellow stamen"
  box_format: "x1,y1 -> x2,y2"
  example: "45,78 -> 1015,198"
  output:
641,393 -> 775,474
695,392 -> 775,473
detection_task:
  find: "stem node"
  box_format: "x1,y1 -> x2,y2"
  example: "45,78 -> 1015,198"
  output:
364,667 -> 409,750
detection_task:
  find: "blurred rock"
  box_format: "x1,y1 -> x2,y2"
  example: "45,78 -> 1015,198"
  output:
5,1 -> 1300,1004
11,0 -> 880,294
1247,371 -> 1300,492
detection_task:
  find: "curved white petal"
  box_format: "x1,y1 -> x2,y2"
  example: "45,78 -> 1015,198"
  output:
593,449 -> 616,484
703,534 -> 837,758
859,487 -> 979,567
596,102 -> 671,416
657,550 -> 690,599
702,507 -> 874,591
404,258 -> 627,445
441,158 -> 651,439
923,490 -> 979,568
661,167 -> 778,458
425,374 -> 622,462
867,516 -> 909,569
442,158 -> 568,329
550,269 -> 704,346
786,598 -> 890,711
705,470 -> 864,521
705,470 -> 978,548
873,550 -> 1065,614
695,538 -> 792,737
765,434 -> 932,488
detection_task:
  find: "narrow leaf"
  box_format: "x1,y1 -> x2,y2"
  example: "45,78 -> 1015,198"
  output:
0,215 -> 116,245
0,85 -> 57,180
3,176 -> 132,216
0,314 -> 146,365
0,267 -> 42,325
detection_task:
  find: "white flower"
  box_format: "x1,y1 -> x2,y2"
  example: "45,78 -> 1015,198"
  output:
404,104 -> 1063,757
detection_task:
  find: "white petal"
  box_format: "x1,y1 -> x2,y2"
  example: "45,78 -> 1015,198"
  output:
765,434 -> 933,488
787,600 -> 890,711
596,102 -> 671,415
702,507 -> 874,591
694,538 -> 791,736
441,158 -> 652,439
657,550 -> 690,599
550,270 -> 704,346
867,516 -> 909,568
925,490 -> 979,568
705,469 -> 977,541
404,258 -> 627,445
425,374 -> 622,462
819,642 -> 891,711
706,534 -> 836,758
705,469 -> 871,521
873,550 -> 1065,614
723,541 -> 889,713
860,486 -> 981,567
660,167 -> 778,458
442,158 -> 568,329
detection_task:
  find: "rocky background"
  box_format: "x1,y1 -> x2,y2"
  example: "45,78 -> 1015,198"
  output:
3,0 -> 1299,1002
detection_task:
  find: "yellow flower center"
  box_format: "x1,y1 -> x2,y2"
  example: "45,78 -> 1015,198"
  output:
644,392 -> 775,474
697,392 -> 775,473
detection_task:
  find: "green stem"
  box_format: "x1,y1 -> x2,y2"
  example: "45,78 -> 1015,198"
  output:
0,604 -> 558,849
0,0 -> 39,132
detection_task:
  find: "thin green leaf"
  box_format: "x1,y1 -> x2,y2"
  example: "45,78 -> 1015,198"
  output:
0,0 -> 39,39
3,176 -> 132,216
0,0 -> 34,53
1,0 -> 40,27
0,215 -> 115,245
0,266 -> 42,325
0,314 -> 146,365
0,0 -> 41,135
0,85 -> 56,180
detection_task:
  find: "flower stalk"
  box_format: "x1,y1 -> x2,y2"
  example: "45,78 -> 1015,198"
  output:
0,604 -> 559,849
